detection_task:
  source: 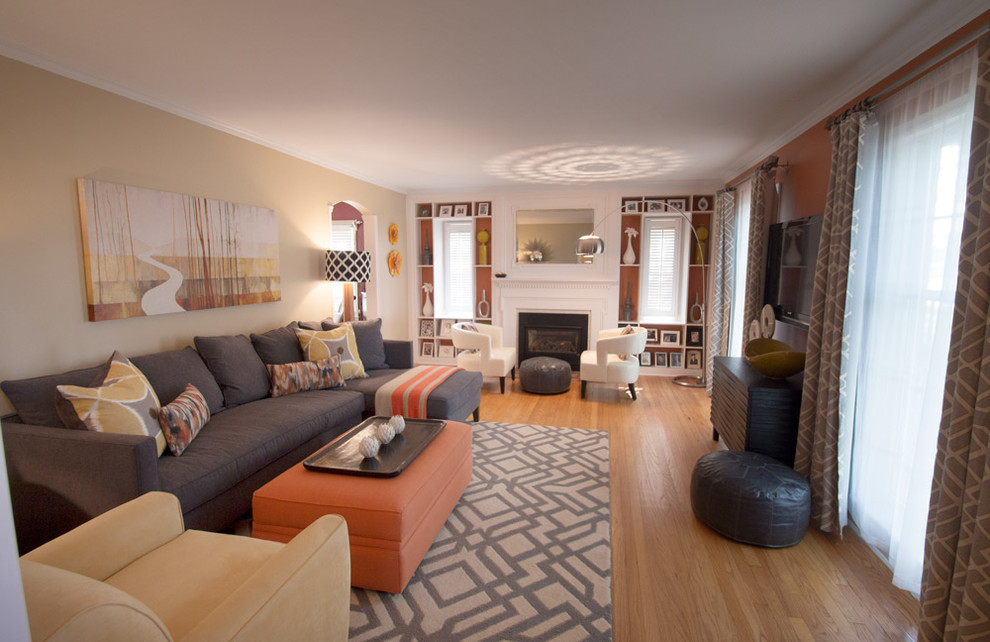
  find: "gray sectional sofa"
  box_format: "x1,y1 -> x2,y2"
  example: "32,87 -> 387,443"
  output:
1,319 -> 482,553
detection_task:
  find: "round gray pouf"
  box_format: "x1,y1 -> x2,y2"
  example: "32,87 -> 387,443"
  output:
519,357 -> 572,395
691,450 -> 811,548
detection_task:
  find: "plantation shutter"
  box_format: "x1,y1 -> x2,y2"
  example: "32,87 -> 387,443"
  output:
436,219 -> 474,318
639,216 -> 687,323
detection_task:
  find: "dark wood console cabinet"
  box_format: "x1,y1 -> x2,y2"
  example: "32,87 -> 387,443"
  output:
710,356 -> 803,466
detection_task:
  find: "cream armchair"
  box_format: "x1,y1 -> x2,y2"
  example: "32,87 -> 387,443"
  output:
452,322 -> 517,393
580,326 -> 648,400
19,492 -> 350,641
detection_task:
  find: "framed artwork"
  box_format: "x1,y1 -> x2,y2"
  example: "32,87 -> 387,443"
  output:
639,351 -> 653,367
453,204 -> 469,217
686,349 -> 702,369
438,205 -> 453,217
666,198 -> 688,212
417,204 -> 432,218
77,178 -> 280,321
419,318 -> 435,337
621,197 -> 641,213
660,330 -> 680,347
685,326 -> 703,347
669,352 -> 683,368
439,319 -> 454,337
646,327 -> 659,343
476,202 -> 490,216
655,352 -> 668,367
645,199 -> 665,212
421,341 -> 434,357
438,345 -> 454,358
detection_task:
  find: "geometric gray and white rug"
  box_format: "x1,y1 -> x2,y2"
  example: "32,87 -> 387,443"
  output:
349,421 -> 612,641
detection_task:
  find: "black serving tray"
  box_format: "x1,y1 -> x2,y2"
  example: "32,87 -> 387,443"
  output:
303,416 -> 446,477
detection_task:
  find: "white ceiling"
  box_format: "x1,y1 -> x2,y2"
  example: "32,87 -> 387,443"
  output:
1,1 -> 986,195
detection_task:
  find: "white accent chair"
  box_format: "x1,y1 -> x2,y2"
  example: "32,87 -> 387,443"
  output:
451,322 -> 517,394
580,326 -> 648,400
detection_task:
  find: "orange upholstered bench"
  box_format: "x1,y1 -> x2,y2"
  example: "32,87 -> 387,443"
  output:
252,420 -> 473,593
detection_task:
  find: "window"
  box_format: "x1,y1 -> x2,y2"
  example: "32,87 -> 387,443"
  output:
330,220 -> 357,319
638,216 -> 689,323
433,219 -> 474,318
728,180 -> 752,357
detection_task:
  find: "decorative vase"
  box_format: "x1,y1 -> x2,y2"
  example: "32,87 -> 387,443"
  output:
623,282 -> 634,321
477,289 -> 490,318
623,235 -> 636,265
422,240 -> 432,266
422,292 -> 433,317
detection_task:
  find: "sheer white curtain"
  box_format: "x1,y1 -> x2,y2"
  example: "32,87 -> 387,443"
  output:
844,48 -> 976,596
728,180 -> 752,357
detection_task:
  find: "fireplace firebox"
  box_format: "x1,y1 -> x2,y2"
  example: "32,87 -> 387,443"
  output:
517,312 -> 589,369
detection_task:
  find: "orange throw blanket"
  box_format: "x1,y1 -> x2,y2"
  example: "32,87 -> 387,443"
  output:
374,365 -> 462,418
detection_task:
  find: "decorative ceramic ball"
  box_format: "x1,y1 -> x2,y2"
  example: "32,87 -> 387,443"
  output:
376,421 -> 396,445
358,435 -> 380,459
390,415 -> 406,434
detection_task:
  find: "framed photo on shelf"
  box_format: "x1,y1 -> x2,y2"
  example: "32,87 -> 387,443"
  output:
639,351 -> 653,367
438,345 -> 454,358
439,319 -> 453,337
438,205 -> 453,217
660,330 -> 680,347
666,198 -> 688,212
685,326 -> 703,347
421,341 -> 434,357
686,349 -> 702,369
655,352 -> 668,367
417,204 -> 432,218
477,202 -> 490,216
419,318 -> 435,337
621,197 -> 641,213
646,327 -> 659,343
669,351 -> 683,368
453,204 -> 468,217
645,199 -> 665,212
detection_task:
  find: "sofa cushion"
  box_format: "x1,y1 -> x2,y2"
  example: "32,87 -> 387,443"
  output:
194,335 -> 271,408
131,347 -> 225,415
55,351 -> 167,456
267,357 -> 344,397
158,384 -> 211,456
156,390 -> 365,514
250,325 -> 304,365
323,318 -> 387,370
2,362 -> 109,427
295,327 -> 367,380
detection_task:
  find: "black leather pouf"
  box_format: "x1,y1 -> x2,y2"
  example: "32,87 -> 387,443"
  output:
519,356 -> 571,395
691,450 -> 811,548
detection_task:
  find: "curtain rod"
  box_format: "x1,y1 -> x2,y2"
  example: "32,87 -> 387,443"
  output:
726,156 -> 787,190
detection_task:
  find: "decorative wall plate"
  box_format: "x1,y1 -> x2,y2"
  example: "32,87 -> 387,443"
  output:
387,250 -> 402,276
388,223 -> 399,245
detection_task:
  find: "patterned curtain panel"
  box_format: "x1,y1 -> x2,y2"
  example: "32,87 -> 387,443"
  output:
793,111 -> 868,533
706,189 -> 735,394
920,33 -> 990,641
741,156 -> 778,347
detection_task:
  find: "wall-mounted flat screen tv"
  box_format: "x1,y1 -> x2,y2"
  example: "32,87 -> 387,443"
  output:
764,214 -> 823,328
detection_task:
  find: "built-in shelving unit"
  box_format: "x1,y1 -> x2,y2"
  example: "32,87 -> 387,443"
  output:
616,194 -> 714,377
414,201 -> 493,363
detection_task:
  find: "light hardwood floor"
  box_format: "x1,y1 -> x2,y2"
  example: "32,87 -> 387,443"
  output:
477,374 -> 919,641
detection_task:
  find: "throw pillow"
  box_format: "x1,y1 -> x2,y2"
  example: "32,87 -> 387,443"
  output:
322,318 -> 387,370
193,334 -> 271,408
2,362 -> 109,427
295,326 -> 367,380
158,384 -> 210,456
267,356 -> 344,397
131,347 -> 225,414
55,351 -> 167,456
618,325 -> 637,360
251,325 -> 305,365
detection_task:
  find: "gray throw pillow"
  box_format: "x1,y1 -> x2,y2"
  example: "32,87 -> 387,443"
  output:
2,362 -> 109,427
193,334 -> 270,408
131,346 -> 225,414
251,325 -> 304,365
322,318 -> 387,370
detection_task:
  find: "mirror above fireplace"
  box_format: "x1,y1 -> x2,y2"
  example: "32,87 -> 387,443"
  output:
515,209 -> 593,265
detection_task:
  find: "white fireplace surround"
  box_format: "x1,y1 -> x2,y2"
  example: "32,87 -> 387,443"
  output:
494,279 -> 618,353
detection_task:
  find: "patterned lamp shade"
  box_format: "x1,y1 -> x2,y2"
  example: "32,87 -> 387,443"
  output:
324,250 -> 372,283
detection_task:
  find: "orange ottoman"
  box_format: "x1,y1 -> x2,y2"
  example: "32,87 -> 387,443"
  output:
252,420 -> 473,593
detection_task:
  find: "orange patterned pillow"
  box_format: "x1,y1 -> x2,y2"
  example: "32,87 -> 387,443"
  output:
158,383 -> 210,456
267,356 -> 344,398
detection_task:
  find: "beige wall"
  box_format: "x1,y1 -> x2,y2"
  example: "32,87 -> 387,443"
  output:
0,56 -> 409,416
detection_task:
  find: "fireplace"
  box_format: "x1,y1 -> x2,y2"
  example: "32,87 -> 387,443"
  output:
517,312 -> 589,369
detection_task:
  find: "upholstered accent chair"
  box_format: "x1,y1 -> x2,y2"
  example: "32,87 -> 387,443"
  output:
19,492 -> 350,641
451,322 -> 517,393
580,326 -> 648,400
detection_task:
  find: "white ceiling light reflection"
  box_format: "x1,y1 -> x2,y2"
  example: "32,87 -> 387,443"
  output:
486,144 -> 687,184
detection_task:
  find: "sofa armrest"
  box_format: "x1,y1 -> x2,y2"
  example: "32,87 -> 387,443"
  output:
184,514 -> 351,642
1,420 -> 161,553
383,339 -> 414,370
24,492 -> 184,581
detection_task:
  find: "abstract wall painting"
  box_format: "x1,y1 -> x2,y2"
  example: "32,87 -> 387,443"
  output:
77,179 -> 280,321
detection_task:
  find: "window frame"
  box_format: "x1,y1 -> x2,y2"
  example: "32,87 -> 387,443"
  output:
637,214 -> 690,324
432,218 -> 475,319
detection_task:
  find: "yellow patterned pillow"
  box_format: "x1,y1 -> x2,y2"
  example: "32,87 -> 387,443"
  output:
295,326 -> 367,380
56,351 -> 167,456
